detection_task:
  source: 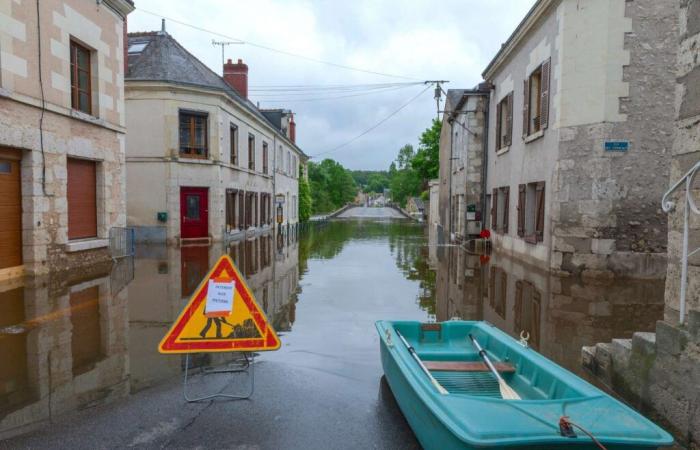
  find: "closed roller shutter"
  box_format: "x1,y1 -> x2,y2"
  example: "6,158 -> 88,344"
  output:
67,158 -> 97,240
0,149 -> 22,269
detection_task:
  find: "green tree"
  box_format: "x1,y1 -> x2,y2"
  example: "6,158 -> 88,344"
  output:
298,166 -> 312,222
412,118 -> 441,184
307,159 -> 357,214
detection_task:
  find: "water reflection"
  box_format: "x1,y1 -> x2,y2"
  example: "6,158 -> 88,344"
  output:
433,245 -> 665,378
0,260 -> 130,439
0,230 -> 301,439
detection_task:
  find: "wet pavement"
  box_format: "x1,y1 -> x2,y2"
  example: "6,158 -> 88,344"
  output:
0,220 -> 666,448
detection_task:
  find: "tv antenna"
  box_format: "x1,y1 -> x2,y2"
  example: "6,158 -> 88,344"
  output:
212,39 -> 243,67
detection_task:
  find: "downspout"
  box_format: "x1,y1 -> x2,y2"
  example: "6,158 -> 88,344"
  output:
481,94 -> 490,229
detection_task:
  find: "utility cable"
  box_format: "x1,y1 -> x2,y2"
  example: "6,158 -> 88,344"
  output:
36,0 -> 51,197
136,8 -> 420,80
255,84 -> 418,103
311,84 -> 432,158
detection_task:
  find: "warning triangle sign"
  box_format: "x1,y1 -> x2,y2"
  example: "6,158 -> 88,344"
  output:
159,255 -> 281,354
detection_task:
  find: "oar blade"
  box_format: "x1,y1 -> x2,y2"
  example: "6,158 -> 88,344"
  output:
499,380 -> 521,400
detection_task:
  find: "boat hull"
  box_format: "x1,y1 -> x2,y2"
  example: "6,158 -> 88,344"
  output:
377,320 -> 673,450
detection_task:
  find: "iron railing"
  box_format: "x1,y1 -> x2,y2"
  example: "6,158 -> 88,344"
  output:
109,227 -> 135,260
662,160 -> 700,324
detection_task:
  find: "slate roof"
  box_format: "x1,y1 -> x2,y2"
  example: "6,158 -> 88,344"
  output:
410,197 -> 425,210
126,31 -> 307,158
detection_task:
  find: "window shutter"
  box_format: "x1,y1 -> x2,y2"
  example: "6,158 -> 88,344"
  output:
535,181 -> 545,242
522,79 -> 530,138
514,280 -> 523,330
489,267 -> 496,303
540,58 -> 551,130
495,100 -> 502,150
517,184 -> 526,237
491,188 -> 498,231
506,92 -> 513,146
503,186 -> 510,234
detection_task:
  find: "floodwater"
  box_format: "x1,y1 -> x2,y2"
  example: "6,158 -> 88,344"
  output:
0,219 -> 665,447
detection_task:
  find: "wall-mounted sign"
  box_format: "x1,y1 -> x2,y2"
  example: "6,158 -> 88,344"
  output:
604,141 -> 629,152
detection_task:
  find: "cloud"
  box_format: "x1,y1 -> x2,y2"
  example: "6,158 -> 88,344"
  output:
129,0 -> 536,170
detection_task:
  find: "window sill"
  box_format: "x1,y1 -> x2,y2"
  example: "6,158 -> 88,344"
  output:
177,157 -> 213,165
524,130 -> 545,144
496,146 -> 510,156
66,238 -> 108,252
70,109 -> 108,127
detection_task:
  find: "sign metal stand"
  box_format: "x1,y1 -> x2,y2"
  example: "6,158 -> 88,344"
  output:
182,352 -> 255,402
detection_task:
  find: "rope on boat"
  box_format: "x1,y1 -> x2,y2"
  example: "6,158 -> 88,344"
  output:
559,416 -> 607,450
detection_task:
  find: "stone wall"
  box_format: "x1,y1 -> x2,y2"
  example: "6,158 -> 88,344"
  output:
582,2 -> 700,446
0,1 -> 131,276
552,0 -> 678,278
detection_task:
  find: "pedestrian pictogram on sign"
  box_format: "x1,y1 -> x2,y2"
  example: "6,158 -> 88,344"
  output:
159,255 -> 281,354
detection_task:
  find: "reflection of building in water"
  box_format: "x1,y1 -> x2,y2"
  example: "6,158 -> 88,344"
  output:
127,232 -> 299,390
0,263 -> 129,439
435,246 -> 664,377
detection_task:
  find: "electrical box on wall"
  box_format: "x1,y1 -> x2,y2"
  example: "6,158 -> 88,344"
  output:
157,212 -> 168,222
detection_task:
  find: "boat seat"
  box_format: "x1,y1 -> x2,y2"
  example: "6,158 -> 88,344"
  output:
424,361 -> 515,373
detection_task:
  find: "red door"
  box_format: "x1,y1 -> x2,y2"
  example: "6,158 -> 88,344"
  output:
180,187 -> 208,238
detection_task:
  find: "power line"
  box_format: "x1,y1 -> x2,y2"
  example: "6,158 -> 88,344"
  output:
253,84 -> 420,102
135,8 -> 420,81
250,82 -> 422,92
311,84 -> 432,159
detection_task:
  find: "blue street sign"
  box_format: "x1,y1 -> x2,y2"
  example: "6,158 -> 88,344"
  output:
604,141 -> 629,152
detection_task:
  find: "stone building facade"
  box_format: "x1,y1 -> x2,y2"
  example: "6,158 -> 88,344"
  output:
582,2 -> 700,446
0,0 -> 134,278
437,89 -> 488,241
124,31 -> 306,244
481,0 -> 677,277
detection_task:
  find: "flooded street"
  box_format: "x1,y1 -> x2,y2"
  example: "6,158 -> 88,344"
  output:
0,219 -> 665,448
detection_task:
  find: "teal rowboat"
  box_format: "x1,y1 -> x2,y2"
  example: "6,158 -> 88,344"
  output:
376,320 -> 673,450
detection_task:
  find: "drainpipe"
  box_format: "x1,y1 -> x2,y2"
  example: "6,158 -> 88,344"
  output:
481,94 -> 490,229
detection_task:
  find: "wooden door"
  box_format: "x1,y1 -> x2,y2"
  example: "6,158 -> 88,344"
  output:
67,158 -> 97,240
180,187 -> 208,238
0,149 -> 22,269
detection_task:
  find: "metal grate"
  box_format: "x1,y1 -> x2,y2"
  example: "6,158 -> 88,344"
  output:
109,227 -> 135,259
432,371 -> 502,397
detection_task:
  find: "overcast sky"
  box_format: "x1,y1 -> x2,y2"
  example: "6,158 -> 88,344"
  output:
128,1 -> 536,170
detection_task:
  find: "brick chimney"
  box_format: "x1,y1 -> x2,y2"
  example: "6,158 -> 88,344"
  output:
223,58 -> 248,99
289,113 -> 296,144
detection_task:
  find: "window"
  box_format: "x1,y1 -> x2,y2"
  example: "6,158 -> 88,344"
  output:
489,267 -> 507,319
248,134 -> 255,170
491,186 -> 509,234
495,92 -> 513,150
127,42 -> 148,54
292,195 -> 297,219
67,158 -> 97,240
262,142 -> 269,175
523,58 -> 550,138
70,40 -> 92,114
277,146 -> 283,171
517,181 -> 545,243
226,189 -> 238,232
286,151 -> 291,175
515,280 -> 541,350
230,124 -> 238,165
179,111 -> 208,158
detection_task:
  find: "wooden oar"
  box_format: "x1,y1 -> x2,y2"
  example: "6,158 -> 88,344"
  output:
395,330 -> 448,395
469,334 -> 521,400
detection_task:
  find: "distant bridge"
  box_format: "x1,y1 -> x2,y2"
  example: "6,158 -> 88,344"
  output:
333,206 -> 412,219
